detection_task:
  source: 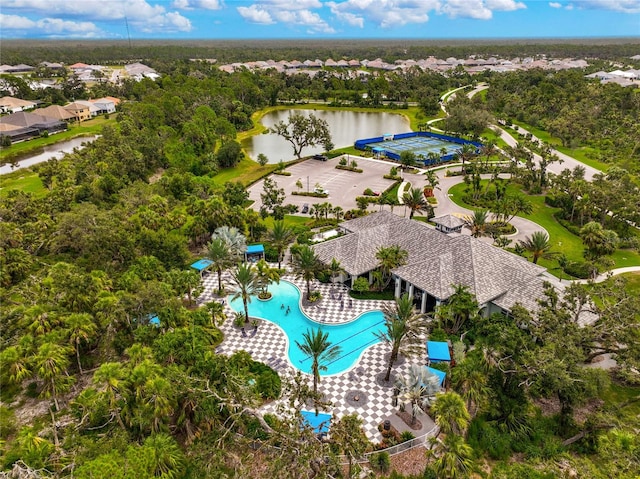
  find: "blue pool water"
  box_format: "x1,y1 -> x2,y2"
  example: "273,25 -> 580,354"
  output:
228,281 -> 385,376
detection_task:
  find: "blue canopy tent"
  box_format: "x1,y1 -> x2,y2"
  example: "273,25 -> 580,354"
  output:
245,244 -> 265,263
425,366 -> 447,387
300,410 -> 332,435
427,341 -> 451,364
372,146 -> 385,158
191,258 -> 213,277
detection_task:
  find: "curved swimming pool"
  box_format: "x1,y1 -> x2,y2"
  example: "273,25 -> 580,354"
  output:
228,281 -> 385,376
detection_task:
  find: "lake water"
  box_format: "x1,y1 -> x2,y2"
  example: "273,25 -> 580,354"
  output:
0,135 -> 99,175
242,109 -> 410,164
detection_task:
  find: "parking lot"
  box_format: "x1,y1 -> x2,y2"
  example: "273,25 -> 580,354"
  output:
247,154 -> 399,214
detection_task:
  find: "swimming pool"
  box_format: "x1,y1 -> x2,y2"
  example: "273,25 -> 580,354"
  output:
228,281 -> 385,376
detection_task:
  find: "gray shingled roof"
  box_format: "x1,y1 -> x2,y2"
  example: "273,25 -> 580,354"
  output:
313,211 -> 547,307
432,214 -> 465,229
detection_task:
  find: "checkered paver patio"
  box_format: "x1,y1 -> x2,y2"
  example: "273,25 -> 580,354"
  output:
198,266 -> 435,442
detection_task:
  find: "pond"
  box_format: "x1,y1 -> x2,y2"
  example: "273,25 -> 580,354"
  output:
242,109 -> 410,164
0,135 -> 99,175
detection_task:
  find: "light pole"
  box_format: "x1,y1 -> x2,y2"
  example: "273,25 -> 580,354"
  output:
307,176 -> 309,193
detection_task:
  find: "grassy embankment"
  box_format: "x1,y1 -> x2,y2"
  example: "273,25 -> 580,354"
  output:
447,180 -> 640,276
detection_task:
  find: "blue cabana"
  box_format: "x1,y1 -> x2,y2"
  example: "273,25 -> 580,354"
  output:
148,315 -> 160,327
427,341 -> 451,363
300,411 -> 332,434
245,244 -> 265,263
191,258 -> 213,276
425,366 -> 447,387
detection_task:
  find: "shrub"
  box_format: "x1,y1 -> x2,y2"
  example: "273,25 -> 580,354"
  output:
562,260 -> 595,279
308,290 -> 322,302
233,312 -> 246,327
339,157 -> 347,166
256,370 -> 281,399
400,431 -> 415,442
370,452 -> 390,473
363,187 -> 375,196
352,277 -> 370,294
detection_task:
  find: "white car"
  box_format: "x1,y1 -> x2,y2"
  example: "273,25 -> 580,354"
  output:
314,187 -> 328,195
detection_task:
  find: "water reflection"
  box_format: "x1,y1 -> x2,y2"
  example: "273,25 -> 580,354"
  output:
242,109 -> 409,163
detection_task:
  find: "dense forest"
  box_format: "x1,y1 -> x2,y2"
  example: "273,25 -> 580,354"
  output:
1,44 -> 639,478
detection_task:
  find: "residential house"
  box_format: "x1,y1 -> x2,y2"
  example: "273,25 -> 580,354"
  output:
0,111 -> 67,142
0,96 -> 37,114
64,102 -> 92,122
34,105 -> 76,122
89,98 -> 117,114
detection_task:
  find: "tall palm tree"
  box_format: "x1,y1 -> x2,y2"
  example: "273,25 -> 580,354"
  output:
64,313 -> 97,374
463,209 -> 489,238
376,293 -> 428,381
455,143 -> 478,175
519,231 -> 558,264
332,205 -> 344,221
395,364 -> 441,424
34,342 -> 74,447
230,263 -> 260,323
295,328 -> 342,413
93,362 -> 128,429
431,391 -> 470,438
375,245 -> 408,290
403,187 -> 431,219
267,220 -> 295,269
291,245 -> 322,300
207,237 -> 233,295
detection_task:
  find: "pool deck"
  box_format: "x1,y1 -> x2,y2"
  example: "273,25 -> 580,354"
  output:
198,267 -> 436,443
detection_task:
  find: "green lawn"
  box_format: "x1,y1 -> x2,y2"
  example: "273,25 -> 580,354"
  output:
508,120 -> 609,172
260,215 -> 310,230
447,180 -> 640,275
0,170 -> 46,198
0,116 -> 114,164
211,157 -> 278,186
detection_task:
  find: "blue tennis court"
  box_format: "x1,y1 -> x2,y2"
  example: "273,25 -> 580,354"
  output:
355,131 -> 482,165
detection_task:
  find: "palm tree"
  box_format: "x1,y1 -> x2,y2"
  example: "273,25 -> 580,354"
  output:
376,294 -> 428,381
268,220 -> 295,269
291,245 -> 322,300
207,237 -> 233,294
230,263 -> 260,323
436,284 -> 479,335
332,205 -> 344,221
93,362 -> 128,429
64,313 -> 97,374
429,434 -> 475,479
431,391 -> 470,438
375,245 -> 408,290
34,342 -> 74,447
424,169 -> 440,191
463,209 -> 489,238
327,257 -> 345,284
212,225 -> 247,261
455,143 -> 477,175
255,259 -> 281,296
451,356 -> 490,419
295,328 -> 342,413
331,414 -> 369,479
143,434 -> 185,479
403,187 -> 431,219
395,364 -> 441,424
519,231 -> 558,264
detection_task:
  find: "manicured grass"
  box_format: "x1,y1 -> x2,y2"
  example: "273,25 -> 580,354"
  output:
211,157 -> 278,186
260,215 -> 311,229
447,180 -> 640,274
0,116 -> 114,164
480,128 -> 509,150
348,289 -> 396,300
0,170 -> 46,198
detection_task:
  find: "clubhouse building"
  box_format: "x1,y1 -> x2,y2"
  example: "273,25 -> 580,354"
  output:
312,211 -> 552,316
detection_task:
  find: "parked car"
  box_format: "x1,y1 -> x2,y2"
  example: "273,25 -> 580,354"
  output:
314,187 -> 328,195
301,203 -> 309,214
312,154 -> 328,161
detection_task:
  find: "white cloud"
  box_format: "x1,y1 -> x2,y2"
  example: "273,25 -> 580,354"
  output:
549,1 -> 562,7
237,1 -> 333,32
440,0 -> 493,19
485,0 -> 526,11
237,5 -> 274,23
0,13 -> 101,36
569,0 -> 640,13
171,0 -> 222,10
328,0 -> 436,28
0,13 -> 36,29
2,0 -> 193,33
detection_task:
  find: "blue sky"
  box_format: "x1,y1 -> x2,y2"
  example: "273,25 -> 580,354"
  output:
1,1 -> 639,40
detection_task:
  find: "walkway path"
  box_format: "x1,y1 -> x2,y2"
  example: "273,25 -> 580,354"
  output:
572,266 -> 640,284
